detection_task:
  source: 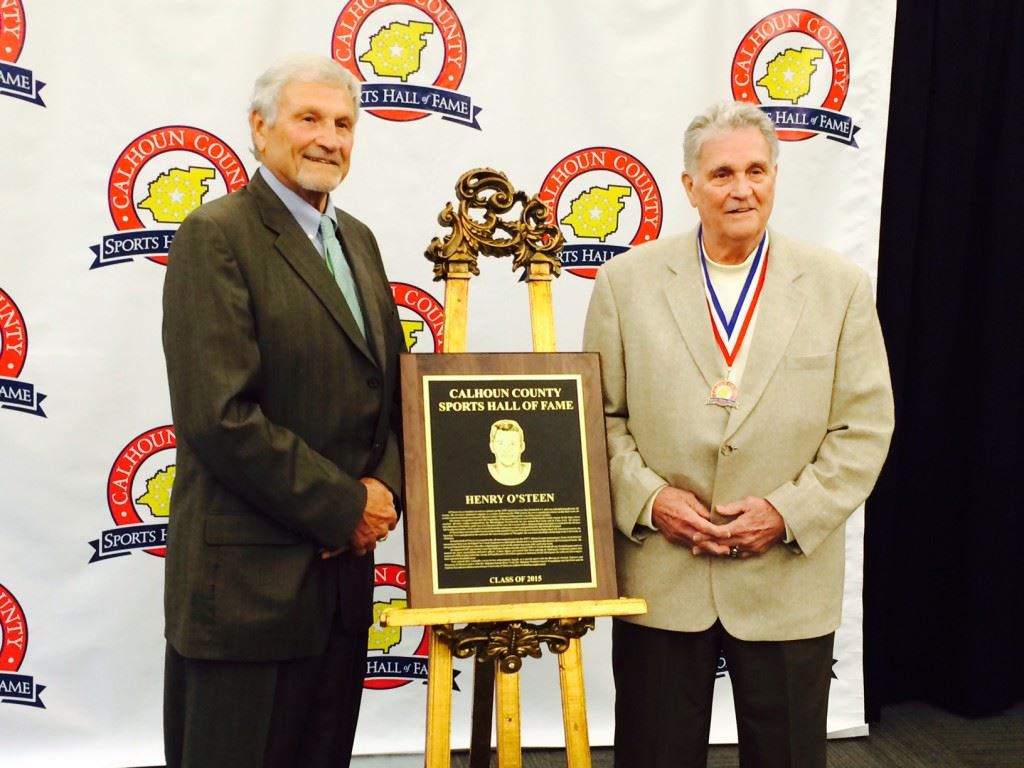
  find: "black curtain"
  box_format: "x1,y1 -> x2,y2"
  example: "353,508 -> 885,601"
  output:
865,0 -> 1024,718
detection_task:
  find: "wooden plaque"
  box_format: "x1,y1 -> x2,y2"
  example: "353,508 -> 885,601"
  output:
400,352 -> 618,608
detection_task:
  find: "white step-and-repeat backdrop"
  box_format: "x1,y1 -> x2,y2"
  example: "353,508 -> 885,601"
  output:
1,1 -> 895,764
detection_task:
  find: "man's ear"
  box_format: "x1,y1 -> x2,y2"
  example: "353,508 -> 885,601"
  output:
681,172 -> 697,207
250,111 -> 267,156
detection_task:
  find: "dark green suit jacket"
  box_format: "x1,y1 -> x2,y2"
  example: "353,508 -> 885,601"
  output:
162,170 -> 404,661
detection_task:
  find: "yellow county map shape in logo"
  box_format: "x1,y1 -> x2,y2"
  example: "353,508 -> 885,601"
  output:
135,465 -> 175,518
559,185 -> 632,243
359,20 -> 434,82
138,167 -> 217,223
756,48 -> 823,104
368,598 -> 406,652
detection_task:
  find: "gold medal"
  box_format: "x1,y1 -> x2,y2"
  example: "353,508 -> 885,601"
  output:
707,379 -> 738,408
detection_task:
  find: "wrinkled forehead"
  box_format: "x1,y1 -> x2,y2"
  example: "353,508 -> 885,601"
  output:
278,79 -> 356,113
696,127 -> 774,170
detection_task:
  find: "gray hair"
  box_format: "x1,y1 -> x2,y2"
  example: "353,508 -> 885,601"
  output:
249,54 -> 361,128
683,101 -> 779,175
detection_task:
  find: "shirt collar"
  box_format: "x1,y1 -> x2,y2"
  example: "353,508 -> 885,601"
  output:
257,166 -> 337,242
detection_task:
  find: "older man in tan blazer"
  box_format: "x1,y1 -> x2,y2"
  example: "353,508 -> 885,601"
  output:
162,56 -> 402,768
583,102 -> 893,768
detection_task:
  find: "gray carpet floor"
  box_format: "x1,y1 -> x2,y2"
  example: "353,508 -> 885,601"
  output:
352,700 -> 1024,767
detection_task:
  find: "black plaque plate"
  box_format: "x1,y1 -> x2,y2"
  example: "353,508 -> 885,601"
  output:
401,352 -> 617,608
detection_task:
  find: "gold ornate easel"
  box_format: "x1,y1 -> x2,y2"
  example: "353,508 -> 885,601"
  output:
380,169 -> 645,767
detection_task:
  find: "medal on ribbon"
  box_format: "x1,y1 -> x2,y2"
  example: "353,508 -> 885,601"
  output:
699,227 -> 769,408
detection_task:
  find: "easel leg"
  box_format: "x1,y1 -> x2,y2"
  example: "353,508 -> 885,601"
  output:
495,666 -> 522,768
442,276 -> 470,353
558,638 -> 592,768
469,657 -> 496,768
425,628 -> 453,768
526,272 -> 557,353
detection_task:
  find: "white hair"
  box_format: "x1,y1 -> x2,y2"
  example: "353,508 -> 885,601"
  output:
683,101 -> 779,175
249,55 -> 361,159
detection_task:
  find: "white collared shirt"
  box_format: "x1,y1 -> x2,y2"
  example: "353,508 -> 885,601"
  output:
258,166 -> 338,256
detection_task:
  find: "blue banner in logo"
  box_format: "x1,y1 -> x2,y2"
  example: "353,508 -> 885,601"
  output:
0,62 -> 46,107
0,673 -> 46,708
559,243 -> 629,268
0,377 -> 46,417
760,106 -> 860,147
88,523 -> 168,563
360,84 -> 482,129
89,229 -> 177,269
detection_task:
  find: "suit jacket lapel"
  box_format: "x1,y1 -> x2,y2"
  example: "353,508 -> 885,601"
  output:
663,229 -> 722,390
336,216 -> 388,368
249,174 -> 377,366
724,230 -> 804,439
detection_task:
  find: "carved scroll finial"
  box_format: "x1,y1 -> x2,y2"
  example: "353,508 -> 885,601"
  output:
435,617 -> 595,674
425,168 -> 565,282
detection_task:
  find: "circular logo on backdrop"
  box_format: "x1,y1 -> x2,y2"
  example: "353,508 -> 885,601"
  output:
0,0 -> 45,107
538,147 -> 663,279
89,126 -> 249,269
332,0 -> 481,129
731,9 -> 859,146
364,564 -> 430,690
0,583 -> 45,708
391,282 -> 444,352
0,288 -> 46,418
89,426 -> 176,563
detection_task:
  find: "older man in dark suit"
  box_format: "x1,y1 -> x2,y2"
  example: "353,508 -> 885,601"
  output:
161,55 -> 403,768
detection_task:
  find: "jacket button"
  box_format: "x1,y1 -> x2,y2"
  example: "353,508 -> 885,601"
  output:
720,444 -> 735,456
367,376 -> 381,389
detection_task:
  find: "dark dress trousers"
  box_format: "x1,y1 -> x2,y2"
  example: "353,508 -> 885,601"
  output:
161,170 -> 404,766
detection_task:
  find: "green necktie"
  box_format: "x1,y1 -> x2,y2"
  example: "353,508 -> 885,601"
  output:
319,215 -> 366,339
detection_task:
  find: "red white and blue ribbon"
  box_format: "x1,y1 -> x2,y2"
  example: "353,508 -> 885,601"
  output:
698,227 -> 769,368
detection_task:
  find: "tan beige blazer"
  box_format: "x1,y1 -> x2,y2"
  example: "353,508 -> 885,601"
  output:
582,227 -> 893,641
